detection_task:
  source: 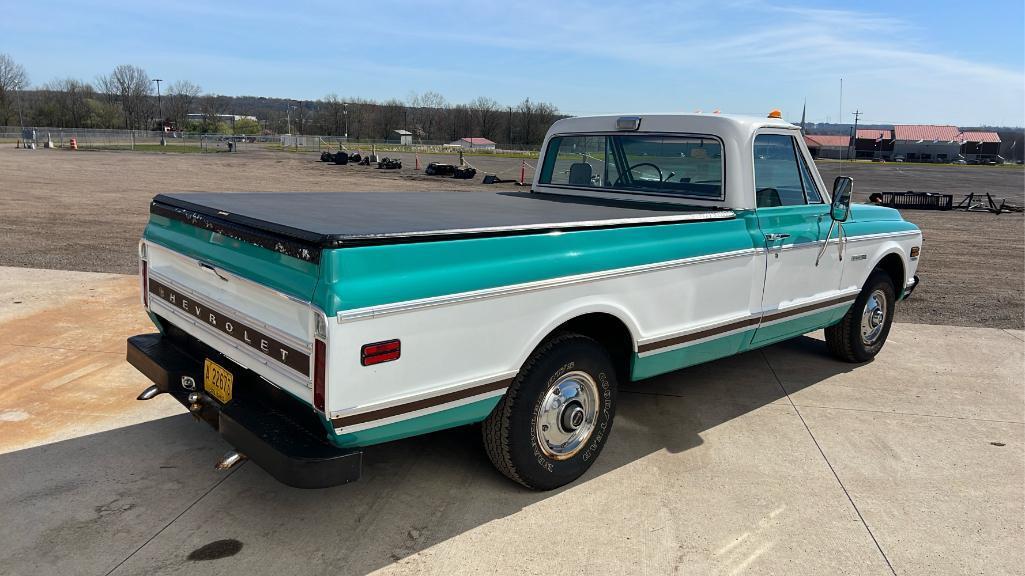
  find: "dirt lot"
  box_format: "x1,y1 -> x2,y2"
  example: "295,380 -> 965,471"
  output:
1,147 -> 1022,328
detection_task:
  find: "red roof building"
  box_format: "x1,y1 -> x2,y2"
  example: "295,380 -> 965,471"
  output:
450,137 -> 496,149
854,129 -> 894,158
804,134 -> 850,147
893,125 -> 961,142
958,131 -> 1001,144
958,131 -> 1002,160
803,134 -> 851,159
855,129 -> 892,141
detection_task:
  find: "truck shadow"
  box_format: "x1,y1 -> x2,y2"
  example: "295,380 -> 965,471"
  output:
0,334 -> 857,575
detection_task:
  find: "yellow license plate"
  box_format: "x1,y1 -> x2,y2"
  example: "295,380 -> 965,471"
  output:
204,359 -> 234,404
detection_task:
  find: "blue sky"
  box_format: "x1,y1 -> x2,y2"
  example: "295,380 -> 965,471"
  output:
7,0 -> 1024,126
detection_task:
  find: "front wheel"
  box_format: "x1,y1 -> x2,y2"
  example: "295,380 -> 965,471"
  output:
825,270 -> 896,362
482,333 -> 617,490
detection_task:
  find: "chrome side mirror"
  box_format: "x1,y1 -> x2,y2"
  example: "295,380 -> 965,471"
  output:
817,176 -> 853,266
831,176 -> 853,222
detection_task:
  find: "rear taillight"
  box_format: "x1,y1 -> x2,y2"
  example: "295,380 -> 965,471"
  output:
141,260 -> 149,308
313,339 -> 326,411
139,241 -> 148,308
361,340 -> 400,366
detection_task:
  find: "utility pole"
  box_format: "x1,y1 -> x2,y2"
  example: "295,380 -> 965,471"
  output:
850,109 -> 862,161
153,79 -> 163,123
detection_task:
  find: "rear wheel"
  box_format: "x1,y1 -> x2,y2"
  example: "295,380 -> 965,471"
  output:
482,333 -> 617,490
825,270 -> 896,362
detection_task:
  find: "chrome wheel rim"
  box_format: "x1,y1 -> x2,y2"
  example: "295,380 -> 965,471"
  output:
861,289 -> 888,345
536,371 -> 599,460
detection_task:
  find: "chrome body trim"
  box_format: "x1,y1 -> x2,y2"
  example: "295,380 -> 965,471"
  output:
335,230 -> 916,323
336,247 -> 762,322
339,210 -> 737,241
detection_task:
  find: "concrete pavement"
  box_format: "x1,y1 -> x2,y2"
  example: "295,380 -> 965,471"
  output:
0,266 -> 1021,575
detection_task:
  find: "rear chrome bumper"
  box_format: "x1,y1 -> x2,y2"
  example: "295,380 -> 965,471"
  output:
127,332 -> 361,489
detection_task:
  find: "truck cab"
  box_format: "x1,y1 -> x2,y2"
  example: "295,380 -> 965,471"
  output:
128,113 -> 921,490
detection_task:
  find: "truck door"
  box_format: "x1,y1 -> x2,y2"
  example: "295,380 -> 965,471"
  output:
751,132 -> 844,345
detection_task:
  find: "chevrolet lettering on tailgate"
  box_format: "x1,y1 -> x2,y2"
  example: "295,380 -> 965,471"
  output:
148,278 -> 310,376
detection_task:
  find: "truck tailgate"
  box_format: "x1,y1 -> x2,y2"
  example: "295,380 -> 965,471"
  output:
143,240 -> 317,400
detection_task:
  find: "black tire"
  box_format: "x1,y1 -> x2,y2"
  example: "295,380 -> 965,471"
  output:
333,152 -> 348,165
482,333 -> 617,490
825,270 -> 896,362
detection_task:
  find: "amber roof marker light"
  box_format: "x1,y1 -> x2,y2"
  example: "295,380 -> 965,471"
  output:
767,109 -> 783,119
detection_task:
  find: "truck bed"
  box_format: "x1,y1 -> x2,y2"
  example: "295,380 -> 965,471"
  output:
151,191 -> 735,260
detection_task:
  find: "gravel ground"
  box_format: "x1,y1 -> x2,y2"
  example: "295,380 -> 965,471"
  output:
1,147 -> 1021,328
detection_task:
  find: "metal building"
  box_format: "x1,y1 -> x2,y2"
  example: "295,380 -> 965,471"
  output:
854,129 -> 894,160
449,137 -> 496,150
389,130 -> 413,145
958,131 -> 1002,162
892,125 -> 961,162
804,134 -> 851,159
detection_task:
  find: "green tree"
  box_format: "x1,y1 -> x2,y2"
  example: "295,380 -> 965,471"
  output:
233,117 -> 260,134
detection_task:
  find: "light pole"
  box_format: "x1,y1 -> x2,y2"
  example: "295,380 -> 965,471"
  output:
15,79 -> 25,129
343,102 -> 348,141
287,105 -> 296,134
153,79 -> 163,124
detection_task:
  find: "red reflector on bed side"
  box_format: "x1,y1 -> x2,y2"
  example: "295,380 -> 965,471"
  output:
361,340 -> 400,366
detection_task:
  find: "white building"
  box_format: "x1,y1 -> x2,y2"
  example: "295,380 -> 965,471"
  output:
449,137 -> 496,150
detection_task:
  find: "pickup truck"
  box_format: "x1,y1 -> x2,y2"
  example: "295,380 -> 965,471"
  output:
128,112 -> 922,490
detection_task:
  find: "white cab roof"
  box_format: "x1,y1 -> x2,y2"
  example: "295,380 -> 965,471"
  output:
545,113 -> 799,141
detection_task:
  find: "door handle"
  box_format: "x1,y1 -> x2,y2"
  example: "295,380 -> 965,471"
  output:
764,233 -> 791,242
198,261 -> 229,282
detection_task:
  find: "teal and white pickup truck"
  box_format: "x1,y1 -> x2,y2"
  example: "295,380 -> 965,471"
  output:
128,112 -> 921,490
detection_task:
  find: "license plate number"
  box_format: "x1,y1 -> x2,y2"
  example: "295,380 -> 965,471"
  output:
204,359 -> 234,404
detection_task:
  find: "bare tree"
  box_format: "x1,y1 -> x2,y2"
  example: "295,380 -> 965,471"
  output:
320,94 -> 346,136
0,53 -> 28,126
379,98 -> 405,139
36,78 -> 94,128
408,91 -> 447,141
166,79 -> 201,131
468,96 -> 500,139
99,64 -> 152,129
345,98 -> 371,140
515,98 -> 559,145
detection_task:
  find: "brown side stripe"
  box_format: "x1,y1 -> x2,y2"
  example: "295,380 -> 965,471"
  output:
638,294 -> 857,355
637,316 -> 760,354
760,294 -> 857,323
332,377 -> 513,428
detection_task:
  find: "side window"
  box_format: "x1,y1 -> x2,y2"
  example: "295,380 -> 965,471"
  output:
537,135 -> 606,187
754,134 -> 806,207
796,145 -> 823,203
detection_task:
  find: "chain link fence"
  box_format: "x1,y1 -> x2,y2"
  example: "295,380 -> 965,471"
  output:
0,126 -> 541,157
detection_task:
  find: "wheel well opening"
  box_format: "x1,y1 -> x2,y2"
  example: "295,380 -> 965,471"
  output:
875,253 -> 906,295
552,313 -> 634,382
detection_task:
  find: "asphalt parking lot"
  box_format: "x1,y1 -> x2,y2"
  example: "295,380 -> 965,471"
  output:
0,266 -> 1021,575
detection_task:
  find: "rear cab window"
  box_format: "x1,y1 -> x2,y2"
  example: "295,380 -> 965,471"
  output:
538,133 -> 724,201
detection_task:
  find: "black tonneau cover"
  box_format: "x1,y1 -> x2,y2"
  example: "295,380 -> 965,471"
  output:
152,191 -> 734,261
